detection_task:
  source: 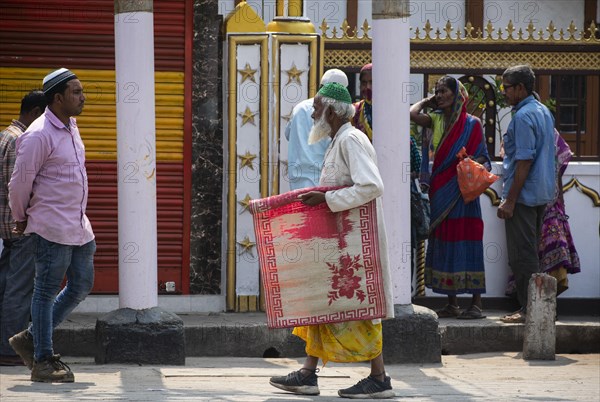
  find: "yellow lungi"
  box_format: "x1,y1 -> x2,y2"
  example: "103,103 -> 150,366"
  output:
293,320 -> 383,365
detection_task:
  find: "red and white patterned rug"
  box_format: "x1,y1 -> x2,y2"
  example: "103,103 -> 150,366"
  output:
249,187 -> 388,328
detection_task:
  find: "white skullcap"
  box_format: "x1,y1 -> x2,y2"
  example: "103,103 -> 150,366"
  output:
320,69 -> 348,87
42,68 -> 77,94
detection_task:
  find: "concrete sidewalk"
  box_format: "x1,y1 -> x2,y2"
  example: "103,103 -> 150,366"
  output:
1,353 -> 599,401
53,310 -> 600,359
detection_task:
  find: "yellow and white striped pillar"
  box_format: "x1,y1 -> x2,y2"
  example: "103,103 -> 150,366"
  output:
275,0 -> 303,17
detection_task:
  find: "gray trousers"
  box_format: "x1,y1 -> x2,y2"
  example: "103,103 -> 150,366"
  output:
505,203 -> 546,309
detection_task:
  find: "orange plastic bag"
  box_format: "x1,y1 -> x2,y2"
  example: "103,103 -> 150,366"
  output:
456,147 -> 499,203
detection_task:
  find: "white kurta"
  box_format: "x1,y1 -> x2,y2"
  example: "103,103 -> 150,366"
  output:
319,122 -> 395,319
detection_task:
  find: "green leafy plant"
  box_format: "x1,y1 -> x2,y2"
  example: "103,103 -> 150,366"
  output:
542,97 -> 557,114
462,81 -> 487,119
491,76 -> 512,139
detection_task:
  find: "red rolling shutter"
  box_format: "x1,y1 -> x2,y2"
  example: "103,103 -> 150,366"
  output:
0,0 -> 184,71
0,0 -> 191,294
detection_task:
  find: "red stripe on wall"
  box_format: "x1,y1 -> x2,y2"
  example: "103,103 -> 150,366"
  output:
1,0 -> 191,294
0,0 -> 185,71
87,161 -> 186,294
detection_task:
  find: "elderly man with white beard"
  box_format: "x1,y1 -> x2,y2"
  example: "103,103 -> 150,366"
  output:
269,82 -> 395,399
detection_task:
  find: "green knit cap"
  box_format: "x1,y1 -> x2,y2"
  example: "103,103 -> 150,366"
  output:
318,82 -> 352,104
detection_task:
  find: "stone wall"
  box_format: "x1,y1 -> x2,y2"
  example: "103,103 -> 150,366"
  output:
190,0 -> 224,294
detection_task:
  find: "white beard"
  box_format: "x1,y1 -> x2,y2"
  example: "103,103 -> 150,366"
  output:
308,114 -> 332,145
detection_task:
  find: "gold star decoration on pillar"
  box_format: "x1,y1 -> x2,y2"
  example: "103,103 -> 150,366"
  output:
238,151 -> 257,170
285,62 -> 305,85
238,194 -> 253,212
237,236 -> 256,256
238,106 -> 258,126
238,63 -> 257,83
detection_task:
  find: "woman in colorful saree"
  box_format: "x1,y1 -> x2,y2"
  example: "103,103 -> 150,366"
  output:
538,130 -> 581,293
410,76 -> 491,319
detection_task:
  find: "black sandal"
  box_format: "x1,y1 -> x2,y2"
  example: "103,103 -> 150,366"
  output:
435,304 -> 461,318
457,305 -> 486,319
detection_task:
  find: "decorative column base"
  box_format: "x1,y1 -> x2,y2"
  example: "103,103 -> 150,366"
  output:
95,307 -> 185,365
266,17 -> 315,33
382,304 -> 441,363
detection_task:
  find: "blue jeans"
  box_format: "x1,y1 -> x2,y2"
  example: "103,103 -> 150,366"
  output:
0,236 -> 35,356
29,234 -> 95,362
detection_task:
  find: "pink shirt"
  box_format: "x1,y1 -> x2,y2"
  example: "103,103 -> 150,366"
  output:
9,108 -> 94,246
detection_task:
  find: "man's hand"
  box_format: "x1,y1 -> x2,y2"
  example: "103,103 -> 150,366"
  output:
497,199 -> 515,219
298,191 -> 326,206
499,160 -> 532,220
13,220 -> 27,235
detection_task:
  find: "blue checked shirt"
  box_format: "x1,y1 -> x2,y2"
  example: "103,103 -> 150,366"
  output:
0,120 -> 27,239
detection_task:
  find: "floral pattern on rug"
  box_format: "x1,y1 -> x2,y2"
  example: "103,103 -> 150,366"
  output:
328,254 -> 366,305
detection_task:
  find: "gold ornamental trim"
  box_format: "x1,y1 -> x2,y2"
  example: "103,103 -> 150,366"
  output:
267,19 -> 316,34
484,188 -> 501,207
237,295 -> 259,312
411,50 -> 600,72
416,241 -> 426,297
224,1 -> 266,33
482,178 -> 600,208
324,49 -> 600,72
413,20 -> 600,44
320,19 -> 371,42
323,20 -> 600,71
321,19 -> 600,44
226,35 -> 269,311
564,178 -> 600,207
324,49 -> 372,70
267,0 -> 314,33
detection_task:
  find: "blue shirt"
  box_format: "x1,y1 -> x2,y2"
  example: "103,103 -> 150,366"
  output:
284,98 -> 331,190
502,95 -> 556,206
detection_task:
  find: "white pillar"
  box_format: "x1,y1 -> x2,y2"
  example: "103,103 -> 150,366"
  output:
372,0 -> 411,305
114,0 -> 158,309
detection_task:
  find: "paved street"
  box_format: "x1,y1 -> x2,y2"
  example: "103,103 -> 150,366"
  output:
1,353 -> 599,401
